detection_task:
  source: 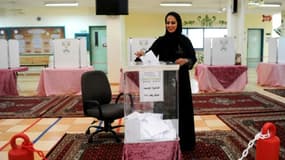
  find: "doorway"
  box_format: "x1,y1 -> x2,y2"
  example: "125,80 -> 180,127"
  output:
89,26 -> 107,73
247,29 -> 264,68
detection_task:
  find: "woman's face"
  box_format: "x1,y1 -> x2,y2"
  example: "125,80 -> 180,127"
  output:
166,15 -> 177,33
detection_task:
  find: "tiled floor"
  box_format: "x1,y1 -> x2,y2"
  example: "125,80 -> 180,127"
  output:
0,67 -> 284,160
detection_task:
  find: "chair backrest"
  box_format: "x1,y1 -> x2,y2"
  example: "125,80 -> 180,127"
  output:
81,70 -> 112,105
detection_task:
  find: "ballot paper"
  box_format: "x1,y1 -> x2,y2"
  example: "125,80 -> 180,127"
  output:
141,50 -> 159,65
124,112 -> 177,143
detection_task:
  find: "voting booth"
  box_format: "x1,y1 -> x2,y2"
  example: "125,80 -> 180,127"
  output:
268,37 -> 285,64
204,37 -> 235,65
122,64 -> 179,143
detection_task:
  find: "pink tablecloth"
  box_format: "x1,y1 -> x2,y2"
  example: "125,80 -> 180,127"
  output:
0,67 -> 28,96
257,63 -> 285,87
123,140 -> 181,160
195,64 -> 248,92
37,67 -> 93,96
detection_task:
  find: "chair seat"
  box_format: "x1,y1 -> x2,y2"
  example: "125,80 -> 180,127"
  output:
86,103 -> 124,120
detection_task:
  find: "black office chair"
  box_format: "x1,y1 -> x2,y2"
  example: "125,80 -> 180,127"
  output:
81,70 -> 133,143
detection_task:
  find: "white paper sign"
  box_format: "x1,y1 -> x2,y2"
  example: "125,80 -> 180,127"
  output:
139,71 -> 164,102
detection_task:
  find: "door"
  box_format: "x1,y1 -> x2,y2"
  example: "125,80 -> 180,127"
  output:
89,26 -> 107,73
247,29 -> 264,68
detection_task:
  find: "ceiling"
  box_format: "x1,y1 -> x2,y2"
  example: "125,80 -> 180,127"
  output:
0,0 -> 284,15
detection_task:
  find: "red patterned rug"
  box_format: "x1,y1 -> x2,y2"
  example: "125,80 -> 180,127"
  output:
0,96 -> 65,119
264,88 -> 285,97
41,91 -> 285,117
218,112 -> 285,159
42,95 -> 83,118
193,92 -> 285,115
43,91 -> 285,117
2,91 -> 285,118
46,131 -> 251,160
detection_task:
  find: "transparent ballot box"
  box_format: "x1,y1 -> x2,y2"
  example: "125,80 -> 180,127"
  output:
122,64 -> 179,143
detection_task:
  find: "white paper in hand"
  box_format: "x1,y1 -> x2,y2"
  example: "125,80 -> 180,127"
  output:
141,51 -> 159,65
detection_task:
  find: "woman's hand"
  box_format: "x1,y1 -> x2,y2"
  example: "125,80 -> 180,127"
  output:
135,50 -> 145,57
175,58 -> 189,66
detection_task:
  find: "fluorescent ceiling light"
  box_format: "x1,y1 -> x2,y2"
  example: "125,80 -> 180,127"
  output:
160,2 -> 192,7
259,3 -> 281,7
248,2 -> 259,5
248,0 -> 281,8
45,2 -> 79,7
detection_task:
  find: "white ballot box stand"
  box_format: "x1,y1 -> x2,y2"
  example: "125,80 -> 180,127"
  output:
122,64 -> 179,143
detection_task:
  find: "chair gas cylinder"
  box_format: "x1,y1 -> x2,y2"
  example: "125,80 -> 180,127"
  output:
256,122 -> 280,160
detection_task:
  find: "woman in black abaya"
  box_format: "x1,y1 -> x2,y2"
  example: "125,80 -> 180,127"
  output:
136,11 -> 197,151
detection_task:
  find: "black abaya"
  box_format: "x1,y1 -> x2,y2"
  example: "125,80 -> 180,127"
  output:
149,34 -> 197,151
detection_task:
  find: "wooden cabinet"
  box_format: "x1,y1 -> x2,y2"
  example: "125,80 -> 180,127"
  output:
20,55 -> 50,67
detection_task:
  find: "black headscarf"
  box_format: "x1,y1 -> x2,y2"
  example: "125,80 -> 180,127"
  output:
164,11 -> 182,36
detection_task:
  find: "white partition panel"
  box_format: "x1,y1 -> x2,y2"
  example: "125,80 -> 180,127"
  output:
8,40 -> 20,68
268,37 -> 285,64
212,37 -> 235,65
128,37 -> 156,65
278,37 -> 285,64
203,38 -> 212,65
79,38 -> 90,67
203,37 -> 235,65
268,38 -> 278,63
0,39 -> 9,69
53,39 -> 80,68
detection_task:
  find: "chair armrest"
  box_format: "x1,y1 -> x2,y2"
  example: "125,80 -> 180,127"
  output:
115,92 -> 134,109
115,93 -> 124,103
